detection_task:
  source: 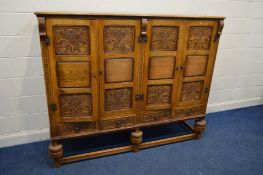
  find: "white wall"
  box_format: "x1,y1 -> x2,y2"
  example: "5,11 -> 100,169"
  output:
0,0 -> 263,148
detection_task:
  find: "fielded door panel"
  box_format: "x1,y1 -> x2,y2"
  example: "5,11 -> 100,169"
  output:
141,20 -> 185,121
175,21 -> 218,107
98,19 -> 141,128
46,18 -> 99,123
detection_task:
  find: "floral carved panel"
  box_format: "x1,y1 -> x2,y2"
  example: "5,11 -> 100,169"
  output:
187,26 -> 213,50
142,110 -> 172,122
57,122 -> 96,136
151,26 -> 179,51
175,106 -> 205,118
60,94 -> 92,117
180,81 -> 204,102
100,116 -> 135,130
104,26 -> 135,53
147,85 -> 172,105
105,88 -> 132,111
54,26 -> 90,55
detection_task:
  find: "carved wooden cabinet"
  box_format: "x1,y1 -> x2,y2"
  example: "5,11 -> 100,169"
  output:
35,12 -> 224,166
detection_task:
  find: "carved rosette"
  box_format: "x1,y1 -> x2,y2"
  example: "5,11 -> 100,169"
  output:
151,26 -> 179,51
60,94 -> 92,117
100,116 -> 135,130
147,85 -> 172,105
180,81 -> 204,102
142,110 -> 172,122
54,26 -> 90,55
105,88 -> 132,111
104,26 -> 135,53
188,26 -> 213,50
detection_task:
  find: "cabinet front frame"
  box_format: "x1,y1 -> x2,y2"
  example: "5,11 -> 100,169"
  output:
39,15 -> 222,139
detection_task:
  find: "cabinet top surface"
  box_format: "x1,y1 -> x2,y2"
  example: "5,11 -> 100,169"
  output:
35,11 -> 225,19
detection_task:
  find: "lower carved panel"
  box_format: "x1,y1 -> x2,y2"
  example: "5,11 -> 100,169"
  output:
100,116 -> 135,130
142,110 -> 172,122
180,81 -> 204,102
60,94 -> 92,117
147,85 -> 172,105
105,88 -> 132,111
175,106 -> 206,118
57,122 -> 96,136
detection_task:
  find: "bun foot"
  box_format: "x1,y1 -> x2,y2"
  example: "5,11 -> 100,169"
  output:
130,129 -> 143,152
194,118 -> 206,139
48,142 -> 63,167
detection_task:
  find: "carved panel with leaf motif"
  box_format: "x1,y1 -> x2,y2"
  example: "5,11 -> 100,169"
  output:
105,88 -> 132,111
57,122 -> 96,136
151,26 -> 179,51
104,26 -> 135,53
147,85 -> 172,105
100,116 -> 135,130
54,26 -> 90,55
187,26 -> 213,50
175,106 -> 206,118
180,81 -> 204,102
60,94 -> 92,117
142,110 -> 172,122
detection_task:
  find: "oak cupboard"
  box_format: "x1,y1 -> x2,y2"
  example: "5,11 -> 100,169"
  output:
35,12 -> 224,167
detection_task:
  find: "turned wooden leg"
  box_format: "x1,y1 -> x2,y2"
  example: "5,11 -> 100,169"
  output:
194,117 -> 206,139
48,141 -> 63,167
130,129 -> 143,152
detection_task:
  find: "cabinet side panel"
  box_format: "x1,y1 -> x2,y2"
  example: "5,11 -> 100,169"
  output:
37,17 -> 57,137
203,20 -> 224,103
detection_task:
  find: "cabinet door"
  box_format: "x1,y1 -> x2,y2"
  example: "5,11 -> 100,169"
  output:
175,21 -> 218,107
141,20 -> 184,121
98,20 -> 140,129
46,18 -> 99,123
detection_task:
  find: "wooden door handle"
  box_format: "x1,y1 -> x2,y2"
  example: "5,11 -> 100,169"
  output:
176,66 -> 180,71
176,66 -> 184,71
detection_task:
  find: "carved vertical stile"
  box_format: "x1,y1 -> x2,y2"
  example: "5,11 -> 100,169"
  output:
37,17 -> 57,136
203,20 -> 224,102
136,19 -> 148,123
